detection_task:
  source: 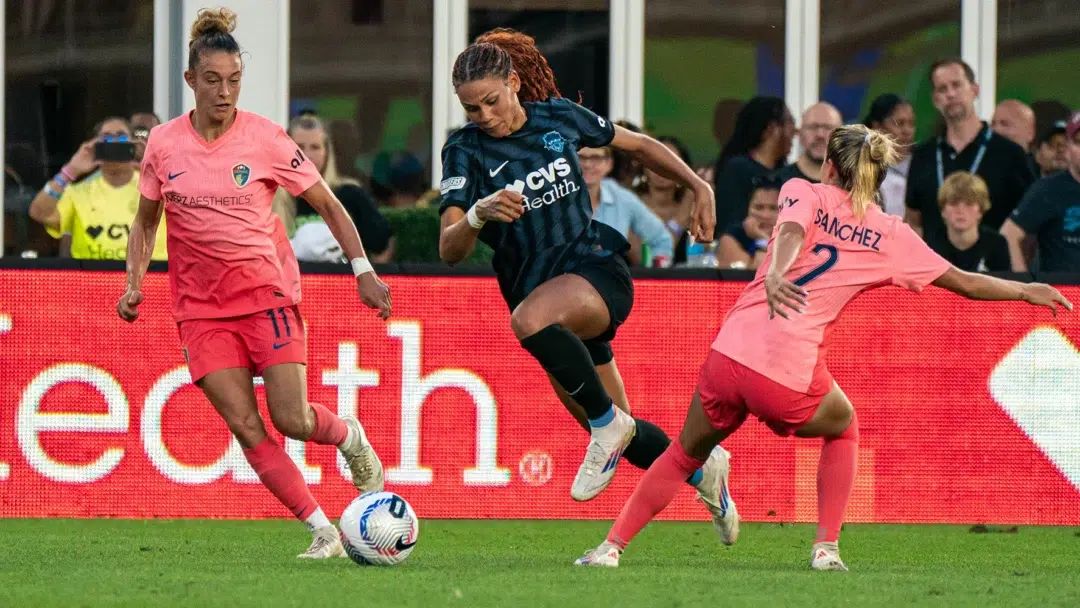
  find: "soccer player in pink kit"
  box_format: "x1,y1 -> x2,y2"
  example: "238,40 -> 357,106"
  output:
116,8 -> 392,559
576,124 -> 1071,571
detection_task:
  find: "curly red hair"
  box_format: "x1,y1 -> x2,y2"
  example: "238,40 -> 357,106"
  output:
473,28 -> 561,102
452,28 -> 566,103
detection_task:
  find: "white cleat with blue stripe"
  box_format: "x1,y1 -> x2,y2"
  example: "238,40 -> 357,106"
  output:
695,446 -> 739,545
571,408 -> 636,502
574,541 -> 622,567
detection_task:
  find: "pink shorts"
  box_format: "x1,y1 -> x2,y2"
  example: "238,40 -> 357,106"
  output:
697,350 -> 833,437
178,305 -> 307,383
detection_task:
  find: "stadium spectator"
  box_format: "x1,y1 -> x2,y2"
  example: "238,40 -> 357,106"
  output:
926,172 -> 1010,272
905,58 -> 1034,239
863,94 -> 916,217
579,145 -> 673,265
638,136 -> 696,265
28,116 -> 167,260
716,174 -> 780,270
1032,100 -> 1073,141
991,99 -> 1036,150
1001,113 -> 1080,273
776,102 -> 842,184
1034,120 -> 1069,178
130,111 -> 161,163
273,115 -> 392,263
712,99 -> 744,156
713,96 -> 795,230
325,119 -> 365,185
372,151 -> 429,209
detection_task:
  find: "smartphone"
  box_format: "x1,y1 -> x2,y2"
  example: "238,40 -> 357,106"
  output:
95,141 -> 136,162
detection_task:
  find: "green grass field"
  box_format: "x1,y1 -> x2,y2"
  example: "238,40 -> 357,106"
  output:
2,519 -> 1078,607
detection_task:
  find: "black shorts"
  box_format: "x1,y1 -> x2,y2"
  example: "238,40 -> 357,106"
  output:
569,252 -> 634,365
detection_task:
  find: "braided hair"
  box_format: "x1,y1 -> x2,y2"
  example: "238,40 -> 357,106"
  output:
452,28 -> 562,103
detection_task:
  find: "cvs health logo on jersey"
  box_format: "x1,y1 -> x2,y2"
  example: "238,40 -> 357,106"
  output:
504,157 -> 580,211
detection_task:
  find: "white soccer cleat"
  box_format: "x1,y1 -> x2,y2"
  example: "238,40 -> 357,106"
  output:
340,417 -> 385,493
298,525 -> 345,559
694,446 -> 739,545
574,541 -> 622,568
571,408 -> 636,502
809,542 -> 848,571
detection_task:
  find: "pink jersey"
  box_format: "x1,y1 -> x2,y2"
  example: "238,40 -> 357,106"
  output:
714,178 -> 952,392
138,110 -> 321,322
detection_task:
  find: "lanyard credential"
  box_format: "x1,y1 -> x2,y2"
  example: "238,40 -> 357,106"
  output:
936,128 -> 992,185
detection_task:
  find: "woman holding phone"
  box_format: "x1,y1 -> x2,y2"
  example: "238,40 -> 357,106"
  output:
28,116 -> 168,260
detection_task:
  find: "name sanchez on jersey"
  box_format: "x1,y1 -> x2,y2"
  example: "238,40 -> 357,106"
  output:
813,208 -> 883,251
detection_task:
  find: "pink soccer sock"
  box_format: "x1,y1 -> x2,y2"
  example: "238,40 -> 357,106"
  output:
815,411 -> 859,544
607,442 -> 707,550
308,402 -> 348,446
243,437 -> 320,521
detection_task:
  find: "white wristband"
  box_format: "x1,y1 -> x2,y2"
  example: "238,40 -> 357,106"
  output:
466,205 -> 486,230
350,257 -> 374,277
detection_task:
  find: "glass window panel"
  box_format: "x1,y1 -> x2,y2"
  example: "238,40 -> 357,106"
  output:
468,0 -> 610,116
997,0 -> 1079,134
644,0 -> 785,168
4,0 -> 154,256
820,1 -> 961,142
289,0 -> 433,186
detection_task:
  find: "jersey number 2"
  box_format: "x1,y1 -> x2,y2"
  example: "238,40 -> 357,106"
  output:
793,244 -> 838,287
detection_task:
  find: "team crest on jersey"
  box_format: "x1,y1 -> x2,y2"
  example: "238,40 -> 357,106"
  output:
541,131 -> 566,153
231,163 -> 251,188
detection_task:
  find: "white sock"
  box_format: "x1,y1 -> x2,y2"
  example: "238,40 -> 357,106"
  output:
304,508 -> 332,532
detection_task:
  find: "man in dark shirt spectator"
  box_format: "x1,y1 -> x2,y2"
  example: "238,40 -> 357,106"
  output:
1001,112 -> 1080,273
905,58 -> 1035,240
926,171 -> 1010,272
777,102 -> 842,185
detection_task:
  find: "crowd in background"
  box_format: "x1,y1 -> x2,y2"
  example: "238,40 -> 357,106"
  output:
5,56 -> 1079,275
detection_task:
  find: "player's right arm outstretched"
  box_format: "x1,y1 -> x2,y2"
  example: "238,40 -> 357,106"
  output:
118,198 -> 164,322
932,269 -> 1072,316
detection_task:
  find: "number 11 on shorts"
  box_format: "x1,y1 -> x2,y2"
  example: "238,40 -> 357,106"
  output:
267,307 -> 292,339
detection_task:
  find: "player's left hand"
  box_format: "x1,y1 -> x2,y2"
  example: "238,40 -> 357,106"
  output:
689,182 -> 716,243
1023,283 -> 1073,317
357,273 -> 392,320
765,272 -> 807,320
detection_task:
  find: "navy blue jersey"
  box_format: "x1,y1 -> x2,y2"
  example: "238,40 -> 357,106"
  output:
439,97 -> 625,308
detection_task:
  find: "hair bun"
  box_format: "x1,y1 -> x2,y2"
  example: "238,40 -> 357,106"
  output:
861,130 -> 880,160
190,7 -> 237,42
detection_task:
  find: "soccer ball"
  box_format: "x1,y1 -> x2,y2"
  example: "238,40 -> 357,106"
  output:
339,491 -> 419,566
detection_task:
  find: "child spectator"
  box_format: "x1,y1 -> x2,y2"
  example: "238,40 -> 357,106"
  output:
926,171 -> 1010,272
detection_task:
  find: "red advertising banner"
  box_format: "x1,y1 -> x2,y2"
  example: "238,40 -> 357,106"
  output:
0,269 -> 1078,524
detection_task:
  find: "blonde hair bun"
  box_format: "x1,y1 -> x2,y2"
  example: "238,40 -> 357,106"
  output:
190,7 -> 237,42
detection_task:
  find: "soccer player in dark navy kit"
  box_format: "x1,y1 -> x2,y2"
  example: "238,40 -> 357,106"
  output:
439,29 -> 737,537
